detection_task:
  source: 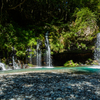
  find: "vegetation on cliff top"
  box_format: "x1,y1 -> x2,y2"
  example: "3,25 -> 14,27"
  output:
0,0 -> 100,61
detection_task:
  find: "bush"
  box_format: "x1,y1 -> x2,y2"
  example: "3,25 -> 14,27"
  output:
85,58 -> 93,65
91,60 -> 99,65
64,60 -> 79,67
63,7 -> 98,51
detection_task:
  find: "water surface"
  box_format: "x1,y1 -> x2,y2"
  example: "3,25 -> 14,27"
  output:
0,66 -> 100,74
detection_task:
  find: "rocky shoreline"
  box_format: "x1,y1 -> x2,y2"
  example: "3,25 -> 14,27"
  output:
0,71 -> 100,100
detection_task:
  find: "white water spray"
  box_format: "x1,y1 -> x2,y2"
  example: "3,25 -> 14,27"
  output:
94,33 -> 100,65
45,31 -> 52,67
12,55 -> 20,69
0,63 -> 6,70
36,39 -> 42,67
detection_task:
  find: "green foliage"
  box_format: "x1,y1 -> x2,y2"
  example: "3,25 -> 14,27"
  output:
85,58 -> 99,65
0,0 -> 100,60
62,7 -> 98,51
74,7 -> 97,29
85,58 -> 93,65
49,30 -> 65,54
1,58 -> 6,64
0,24 -> 16,50
91,60 -> 99,65
28,64 -> 36,67
28,38 -> 37,47
64,60 -> 79,67
0,23 -> 36,57
16,50 -> 26,57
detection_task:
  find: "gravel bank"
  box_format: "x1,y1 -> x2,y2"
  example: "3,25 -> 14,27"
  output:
0,71 -> 100,100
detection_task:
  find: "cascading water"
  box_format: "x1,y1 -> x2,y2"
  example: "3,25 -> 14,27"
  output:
12,47 -> 20,69
26,48 -> 32,65
94,33 -> 100,65
88,33 -> 100,69
45,31 -> 53,67
36,39 -> 42,67
0,31 -> 53,71
12,55 -> 19,69
0,63 -> 6,70
29,48 -> 32,64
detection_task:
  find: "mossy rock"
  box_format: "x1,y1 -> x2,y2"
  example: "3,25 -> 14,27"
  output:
64,60 -> 79,67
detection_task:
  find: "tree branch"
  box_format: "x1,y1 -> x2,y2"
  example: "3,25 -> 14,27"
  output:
9,0 -> 26,10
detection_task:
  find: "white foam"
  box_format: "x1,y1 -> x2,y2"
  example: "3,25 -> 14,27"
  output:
34,66 -> 42,68
0,63 -> 6,70
44,66 -> 54,68
88,66 -> 100,69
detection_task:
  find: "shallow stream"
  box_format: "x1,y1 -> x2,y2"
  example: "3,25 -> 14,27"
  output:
0,66 -> 100,75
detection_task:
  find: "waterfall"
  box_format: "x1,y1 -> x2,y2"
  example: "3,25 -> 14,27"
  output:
12,55 -> 19,69
0,57 -> 6,70
0,63 -> 6,70
36,39 -> 42,67
29,49 -> 32,64
36,32 -> 53,68
12,47 -> 19,69
94,33 -> 100,65
45,31 -> 52,67
12,55 -> 15,69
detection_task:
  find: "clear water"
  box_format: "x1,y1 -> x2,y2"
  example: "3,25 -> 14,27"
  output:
0,66 -> 100,74
1,33 -> 100,73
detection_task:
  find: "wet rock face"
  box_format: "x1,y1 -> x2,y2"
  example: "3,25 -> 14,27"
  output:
0,72 -> 100,100
0,67 -> 2,70
53,51 -> 93,66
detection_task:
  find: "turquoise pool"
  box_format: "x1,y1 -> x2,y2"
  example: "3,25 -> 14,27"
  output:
0,66 -> 100,74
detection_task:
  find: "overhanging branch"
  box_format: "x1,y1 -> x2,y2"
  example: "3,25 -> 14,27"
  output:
9,0 -> 26,10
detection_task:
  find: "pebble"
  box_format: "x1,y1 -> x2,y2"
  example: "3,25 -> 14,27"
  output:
56,97 -> 63,100
0,72 -> 100,99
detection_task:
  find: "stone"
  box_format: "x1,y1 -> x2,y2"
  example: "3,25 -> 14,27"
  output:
9,99 -> 16,100
30,97 -> 37,100
16,98 -> 23,100
0,72 -> 100,100
56,97 -> 63,100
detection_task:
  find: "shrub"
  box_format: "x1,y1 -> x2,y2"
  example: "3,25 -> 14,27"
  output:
64,60 -> 79,67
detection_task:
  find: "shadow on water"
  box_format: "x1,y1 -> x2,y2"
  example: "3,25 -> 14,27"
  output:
0,71 -> 100,99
